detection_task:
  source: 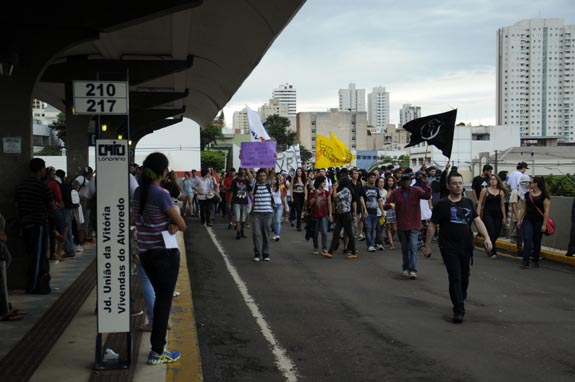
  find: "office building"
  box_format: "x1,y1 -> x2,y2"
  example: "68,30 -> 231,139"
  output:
338,83 -> 366,113
272,83 -> 297,116
496,18 -> 575,142
399,104 -> 421,128
367,86 -> 390,133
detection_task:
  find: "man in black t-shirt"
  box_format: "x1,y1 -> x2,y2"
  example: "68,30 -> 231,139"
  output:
471,164 -> 493,203
424,172 -> 492,324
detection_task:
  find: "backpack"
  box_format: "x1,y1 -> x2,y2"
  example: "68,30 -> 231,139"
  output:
59,182 -> 78,209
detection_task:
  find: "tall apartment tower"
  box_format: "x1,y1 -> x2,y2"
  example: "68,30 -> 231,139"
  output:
272,83 -> 297,117
338,83 -> 366,113
399,104 -> 421,128
232,108 -> 249,134
367,86 -> 390,133
497,19 -> 575,141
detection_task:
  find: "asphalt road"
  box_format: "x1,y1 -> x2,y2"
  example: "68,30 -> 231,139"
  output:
186,215 -> 575,382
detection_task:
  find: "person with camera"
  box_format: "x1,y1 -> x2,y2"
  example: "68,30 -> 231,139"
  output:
424,172 -> 492,324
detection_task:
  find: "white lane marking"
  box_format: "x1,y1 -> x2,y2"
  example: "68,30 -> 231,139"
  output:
206,227 -> 298,382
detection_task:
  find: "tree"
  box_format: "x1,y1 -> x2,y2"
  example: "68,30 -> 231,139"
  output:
49,112 -> 67,143
264,114 -> 296,151
35,146 -> 62,156
200,124 -> 224,151
299,145 -> 312,164
200,150 -> 226,172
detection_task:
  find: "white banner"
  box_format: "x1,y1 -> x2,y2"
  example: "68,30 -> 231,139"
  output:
246,106 -> 271,142
96,139 -> 130,333
275,144 -> 302,173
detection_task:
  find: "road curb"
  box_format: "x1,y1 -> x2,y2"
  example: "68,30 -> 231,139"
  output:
166,232 -> 203,382
474,236 -> 575,266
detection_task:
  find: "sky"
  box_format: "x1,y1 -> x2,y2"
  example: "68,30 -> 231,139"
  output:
221,0 -> 575,128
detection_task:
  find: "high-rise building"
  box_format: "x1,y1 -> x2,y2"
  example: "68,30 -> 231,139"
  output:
297,110 -> 368,152
338,83 -> 366,113
259,98 -> 289,120
232,108 -> 249,134
399,104 -> 421,128
272,83 -> 297,117
497,19 -> 575,142
367,86 -> 390,132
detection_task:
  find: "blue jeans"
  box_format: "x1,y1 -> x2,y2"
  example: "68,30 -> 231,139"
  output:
137,262 -> 155,324
312,216 -> 329,251
398,230 -> 419,272
364,214 -> 377,247
272,204 -> 284,236
522,218 -> 542,264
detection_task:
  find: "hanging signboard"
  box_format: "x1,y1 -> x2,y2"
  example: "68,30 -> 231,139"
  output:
74,81 -> 129,115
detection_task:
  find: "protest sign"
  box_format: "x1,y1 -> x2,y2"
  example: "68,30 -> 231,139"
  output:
241,141 -> 276,168
275,144 -> 302,173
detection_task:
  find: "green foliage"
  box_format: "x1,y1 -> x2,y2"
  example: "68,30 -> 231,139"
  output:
369,154 -> 410,172
299,145 -> 312,164
35,146 -> 63,156
200,124 -> 224,151
49,113 -> 66,143
201,150 -> 225,172
544,174 -> 575,196
264,114 -> 296,151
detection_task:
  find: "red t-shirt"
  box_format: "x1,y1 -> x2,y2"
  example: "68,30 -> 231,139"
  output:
223,177 -> 234,202
310,189 -> 330,218
48,180 -> 63,206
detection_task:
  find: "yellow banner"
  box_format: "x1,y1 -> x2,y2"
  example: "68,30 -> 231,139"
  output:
315,133 -> 353,168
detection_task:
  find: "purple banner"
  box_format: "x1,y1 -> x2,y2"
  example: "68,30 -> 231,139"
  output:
240,141 -> 277,168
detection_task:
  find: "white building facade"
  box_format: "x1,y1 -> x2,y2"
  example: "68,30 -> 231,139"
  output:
272,83 -> 297,117
497,19 -> 575,142
297,110 -> 368,152
367,86 -> 390,133
338,83 -> 366,113
399,104 -> 421,128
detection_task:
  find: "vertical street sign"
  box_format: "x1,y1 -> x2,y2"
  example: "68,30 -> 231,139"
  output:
96,139 -> 130,334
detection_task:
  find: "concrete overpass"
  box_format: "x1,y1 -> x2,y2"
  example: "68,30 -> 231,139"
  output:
0,0 -> 305,287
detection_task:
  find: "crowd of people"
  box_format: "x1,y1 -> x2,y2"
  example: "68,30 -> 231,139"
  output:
4,154 -> 564,360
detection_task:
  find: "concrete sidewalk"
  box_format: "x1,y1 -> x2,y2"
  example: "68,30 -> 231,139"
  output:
475,235 -> 575,266
0,231 -> 202,382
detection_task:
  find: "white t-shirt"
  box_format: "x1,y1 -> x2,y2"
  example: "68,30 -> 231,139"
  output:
508,170 -> 523,192
75,175 -> 95,199
420,199 -> 433,220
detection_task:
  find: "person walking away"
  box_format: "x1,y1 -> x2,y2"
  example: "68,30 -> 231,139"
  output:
271,174 -> 288,241
309,175 -> 332,255
517,176 -> 551,269
360,172 -> 384,252
15,158 -> 52,294
132,152 -> 186,364
250,169 -> 275,261
510,174 -> 530,257
424,172 -> 492,323
476,174 -> 507,259
384,173 -> 431,279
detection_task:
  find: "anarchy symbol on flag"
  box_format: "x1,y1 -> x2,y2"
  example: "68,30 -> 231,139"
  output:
420,118 -> 442,141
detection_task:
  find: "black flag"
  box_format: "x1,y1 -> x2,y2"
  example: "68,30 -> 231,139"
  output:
403,109 -> 457,158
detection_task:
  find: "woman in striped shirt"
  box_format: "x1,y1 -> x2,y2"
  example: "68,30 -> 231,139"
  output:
133,152 -> 186,365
